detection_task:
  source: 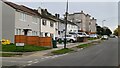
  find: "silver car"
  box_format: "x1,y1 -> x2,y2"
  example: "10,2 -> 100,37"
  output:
101,35 -> 109,40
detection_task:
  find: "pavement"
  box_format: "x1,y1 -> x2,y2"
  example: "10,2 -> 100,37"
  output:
1,39 -> 101,67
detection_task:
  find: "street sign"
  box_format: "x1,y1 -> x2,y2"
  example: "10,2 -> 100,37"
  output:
16,43 -> 25,51
16,43 -> 25,46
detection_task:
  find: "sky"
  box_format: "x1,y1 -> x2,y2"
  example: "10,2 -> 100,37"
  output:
7,0 -> 119,32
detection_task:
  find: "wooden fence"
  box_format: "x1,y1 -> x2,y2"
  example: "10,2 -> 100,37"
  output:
15,35 -> 52,47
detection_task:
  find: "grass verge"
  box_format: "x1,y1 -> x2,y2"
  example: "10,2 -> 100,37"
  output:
0,53 -> 22,57
76,44 -> 90,48
51,48 -> 74,55
88,38 -> 97,40
2,44 -> 50,52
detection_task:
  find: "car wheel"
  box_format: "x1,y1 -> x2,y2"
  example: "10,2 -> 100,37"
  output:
70,39 -> 75,43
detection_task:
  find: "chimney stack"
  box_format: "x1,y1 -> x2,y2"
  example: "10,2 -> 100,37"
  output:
55,14 -> 60,18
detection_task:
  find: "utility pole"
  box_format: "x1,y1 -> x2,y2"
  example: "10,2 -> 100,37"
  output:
64,0 -> 68,49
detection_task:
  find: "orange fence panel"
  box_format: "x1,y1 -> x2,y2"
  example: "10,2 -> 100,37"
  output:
15,35 -> 52,47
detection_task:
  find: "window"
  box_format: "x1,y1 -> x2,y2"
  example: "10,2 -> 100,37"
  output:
55,22 -> 57,25
16,29 -> 19,35
50,22 -> 54,27
42,19 -> 47,25
32,31 -> 35,36
66,35 -> 71,37
58,31 -> 60,35
50,34 -> 53,37
32,31 -> 38,36
19,29 -> 21,35
78,33 -> 82,35
16,29 -> 21,35
19,12 -> 26,21
89,22 -> 91,25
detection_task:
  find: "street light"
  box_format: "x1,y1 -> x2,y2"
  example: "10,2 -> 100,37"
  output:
64,0 -> 68,49
102,20 -> 106,27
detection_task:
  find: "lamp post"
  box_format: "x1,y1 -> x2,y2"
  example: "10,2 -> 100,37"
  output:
102,20 -> 106,27
64,0 -> 68,49
102,20 -> 106,35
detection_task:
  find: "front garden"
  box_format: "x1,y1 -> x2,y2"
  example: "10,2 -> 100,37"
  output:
2,44 -> 50,52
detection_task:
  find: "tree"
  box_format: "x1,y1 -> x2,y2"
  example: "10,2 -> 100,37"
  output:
96,25 -> 103,35
104,28 -> 112,36
113,25 -> 120,36
96,25 -> 112,36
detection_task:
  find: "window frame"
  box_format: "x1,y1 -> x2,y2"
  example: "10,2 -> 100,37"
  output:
50,21 -> 54,27
19,12 -> 26,21
42,19 -> 47,26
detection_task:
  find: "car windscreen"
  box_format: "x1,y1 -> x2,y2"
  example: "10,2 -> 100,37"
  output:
78,33 -> 82,35
66,35 -> 72,37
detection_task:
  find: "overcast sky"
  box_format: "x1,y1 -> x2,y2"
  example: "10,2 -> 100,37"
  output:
7,0 -> 118,32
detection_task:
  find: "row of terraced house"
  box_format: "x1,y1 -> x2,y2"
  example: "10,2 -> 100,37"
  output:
1,0 -> 97,43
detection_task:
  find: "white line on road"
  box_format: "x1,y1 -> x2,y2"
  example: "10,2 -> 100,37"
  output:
27,63 -> 32,66
41,58 -> 45,60
28,61 -> 33,63
34,59 -> 38,61
33,61 -> 39,63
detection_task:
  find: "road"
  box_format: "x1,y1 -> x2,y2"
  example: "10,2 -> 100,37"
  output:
24,38 -> 118,67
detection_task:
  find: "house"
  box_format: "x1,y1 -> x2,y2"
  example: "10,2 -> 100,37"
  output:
54,14 -> 60,38
89,17 -> 97,34
67,20 -> 78,34
2,1 -> 42,43
67,11 -> 87,32
67,11 -> 97,34
2,1 -> 58,43
37,8 -> 58,39
58,18 -> 78,37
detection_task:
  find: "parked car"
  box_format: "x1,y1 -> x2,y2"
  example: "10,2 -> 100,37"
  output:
101,35 -> 109,40
110,35 -> 116,38
89,34 -> 98,38
61,34 -> 77,43
77,32 -> 89,37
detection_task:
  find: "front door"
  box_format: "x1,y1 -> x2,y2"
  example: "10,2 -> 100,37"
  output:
23,29 -> 29,36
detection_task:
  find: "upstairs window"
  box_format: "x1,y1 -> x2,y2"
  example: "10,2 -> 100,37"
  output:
42,19 -> 47,25
19,12 -> 26,21
50,22 -> 54,27
58,31 -> 60,35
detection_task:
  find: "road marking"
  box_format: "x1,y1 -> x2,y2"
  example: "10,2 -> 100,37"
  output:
27,63 -> 32,66
33,61 -> 39,63
28,61 -> 33,63
23,65 -> 26,66
80,48 -> 83,50
35,59 -> 38,61
41,58 -> 45,60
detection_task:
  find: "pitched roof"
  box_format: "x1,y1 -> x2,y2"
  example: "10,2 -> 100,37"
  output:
3,1 -> 40,16
40,9 -> 58,22
3,1 -> 58,21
